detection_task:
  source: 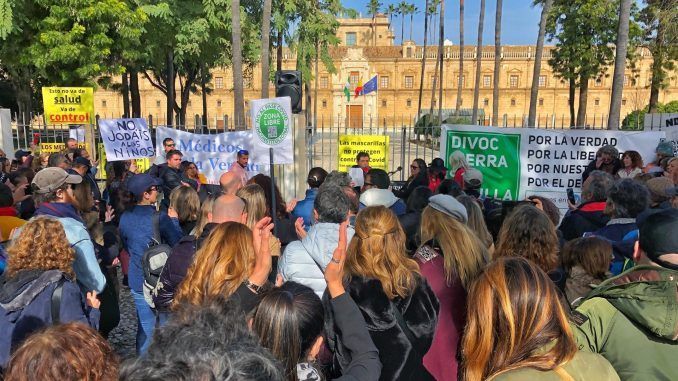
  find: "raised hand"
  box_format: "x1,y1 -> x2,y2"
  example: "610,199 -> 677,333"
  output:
325,220 -> 349,298
104,205 -> 116,222
286,198 -> 298,213
86,291 -> 101,309
294,217 -> 307,240
250,216 -> 274,286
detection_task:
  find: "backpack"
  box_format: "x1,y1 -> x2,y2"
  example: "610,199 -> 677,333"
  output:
0,272 -> 66,368
141,212 -> 173,308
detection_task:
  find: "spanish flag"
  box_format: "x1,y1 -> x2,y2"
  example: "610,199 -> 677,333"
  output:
343,77 -> 351,101
354,78 -> 363,98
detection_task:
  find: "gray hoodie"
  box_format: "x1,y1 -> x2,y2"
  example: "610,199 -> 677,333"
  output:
277,222 -> 355,298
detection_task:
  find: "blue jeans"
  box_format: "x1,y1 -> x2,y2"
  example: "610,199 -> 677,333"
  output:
131,289 -> 155,355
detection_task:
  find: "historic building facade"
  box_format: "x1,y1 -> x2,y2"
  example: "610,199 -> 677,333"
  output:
94,15 -> 677,128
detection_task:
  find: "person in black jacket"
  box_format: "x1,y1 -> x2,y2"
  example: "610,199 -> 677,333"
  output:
393,158 -> 429,201
559,171 -> 614,241
160,150 -> 184,209
252,221 -> 381,381
398,186 -> 432,252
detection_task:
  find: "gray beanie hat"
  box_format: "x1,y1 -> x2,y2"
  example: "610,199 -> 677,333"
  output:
428,194 -> 468,223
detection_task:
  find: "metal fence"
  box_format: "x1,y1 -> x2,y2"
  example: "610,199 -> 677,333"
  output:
7,110 -> 647,198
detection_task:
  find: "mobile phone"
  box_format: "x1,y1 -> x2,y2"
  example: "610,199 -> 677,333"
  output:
566,188 -> 576,205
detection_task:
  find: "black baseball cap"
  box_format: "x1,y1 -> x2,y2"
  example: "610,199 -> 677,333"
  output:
638,209 -> 678,268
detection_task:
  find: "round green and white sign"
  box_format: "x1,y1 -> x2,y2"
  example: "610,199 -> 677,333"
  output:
254,102 -> 290,146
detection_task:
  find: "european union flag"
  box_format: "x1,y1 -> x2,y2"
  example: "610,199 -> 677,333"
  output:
361,75 -> 378,95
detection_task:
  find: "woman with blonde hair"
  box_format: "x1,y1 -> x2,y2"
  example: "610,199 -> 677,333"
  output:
323,205 -> 439,381
413,194 -> 488,381
457,195 -> 494,251
0,218 -> 100,368
189,194 -> 217,238
462,257 -> 619,381
448,150 -> 470,188
237,184 -> 281,255
173,217 -> 274,314
168,185 -> 201,235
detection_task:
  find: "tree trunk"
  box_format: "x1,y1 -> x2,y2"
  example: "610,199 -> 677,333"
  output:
314,39 -> 319,128
437,0 -> 445,122
569,76 -> 576,127
166,51 -> 175,126
608,0 -> 632,130
305,78 -> 312,126
261,0 -> 272,98
401,11 -> 405,44
456,0 -> 464,112
129,70 -> 141,118
417,0 -> 430,121
410,13 -> 414,41
231,0 -> 245,130
647,10 -> 665,114
121,72 -> 130,118
492,0 -> 502,126
201,66 -> 208,129
276,31 -> 283,72
528,0 -> 552,127
429,37 -> 440,120
577,75 -> 589,127
472,0 -> 485,125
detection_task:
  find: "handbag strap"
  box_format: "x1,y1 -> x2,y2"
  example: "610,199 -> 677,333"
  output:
151,211 -> 161,244
51,277 -> 66,324
554,366 -> 575,381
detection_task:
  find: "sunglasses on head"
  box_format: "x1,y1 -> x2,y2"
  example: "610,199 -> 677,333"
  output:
238,150 -> 249,156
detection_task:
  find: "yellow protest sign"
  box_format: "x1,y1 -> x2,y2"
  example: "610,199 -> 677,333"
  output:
39,142 -> 88,154
338,135 -> 390,172
41,87 -> 94,124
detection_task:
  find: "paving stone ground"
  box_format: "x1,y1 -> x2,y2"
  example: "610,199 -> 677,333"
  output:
107,272 -> 137,360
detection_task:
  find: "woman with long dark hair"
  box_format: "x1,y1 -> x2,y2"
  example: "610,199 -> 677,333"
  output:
393,158 -> 429,201
462,257 -> 619,381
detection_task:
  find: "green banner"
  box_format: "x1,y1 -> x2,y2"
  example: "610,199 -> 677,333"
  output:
445,130 -> 521,200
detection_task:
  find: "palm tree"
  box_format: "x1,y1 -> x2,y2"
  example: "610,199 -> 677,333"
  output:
471,0 -> 485,125
492,0 -> 502,126
417,0 -> 431,120
399,1 -> 408,44
437,0 -> 445,122
408,4 -> 418,42
367,0 -> 382,47
528,0 -> 553,127
387,4 -> 397,28
261,0 -> 273,98
455,0 -> 465,112
231,0 -> 245,129
429,0 -> 441,120
608,0 -> 632,130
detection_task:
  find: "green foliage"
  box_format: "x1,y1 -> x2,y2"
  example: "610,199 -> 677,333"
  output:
621,101 -> 678,129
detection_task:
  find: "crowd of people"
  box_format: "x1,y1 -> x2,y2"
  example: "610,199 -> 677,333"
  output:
0,135 -> 677,381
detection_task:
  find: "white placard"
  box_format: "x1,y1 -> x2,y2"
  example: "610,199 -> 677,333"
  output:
249,97 -> 294,164
155,127 -> 266,184
98,118 -> 154,161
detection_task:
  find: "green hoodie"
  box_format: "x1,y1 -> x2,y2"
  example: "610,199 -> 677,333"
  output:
571,265 -> 678,381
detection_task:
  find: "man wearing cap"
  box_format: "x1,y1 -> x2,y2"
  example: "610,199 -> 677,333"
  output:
228,149 -> 250,187
28,167 -> 106,294
118,173 -> 183,355
571,209 -> 678,381
461,168 -> 483,198
14,150 -> 32,169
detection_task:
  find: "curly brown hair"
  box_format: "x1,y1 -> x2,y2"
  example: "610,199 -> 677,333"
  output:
6,217 -> 75,279
4,322 -> 119,381
494,205 -> 559,273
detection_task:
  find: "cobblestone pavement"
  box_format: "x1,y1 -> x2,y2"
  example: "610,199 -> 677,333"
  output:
107,273 -> 137,360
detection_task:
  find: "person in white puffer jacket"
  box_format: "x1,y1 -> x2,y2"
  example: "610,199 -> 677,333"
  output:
277,187 -> 354,298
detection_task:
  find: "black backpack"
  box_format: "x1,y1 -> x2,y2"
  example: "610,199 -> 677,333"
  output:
141,212 -> 173,308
